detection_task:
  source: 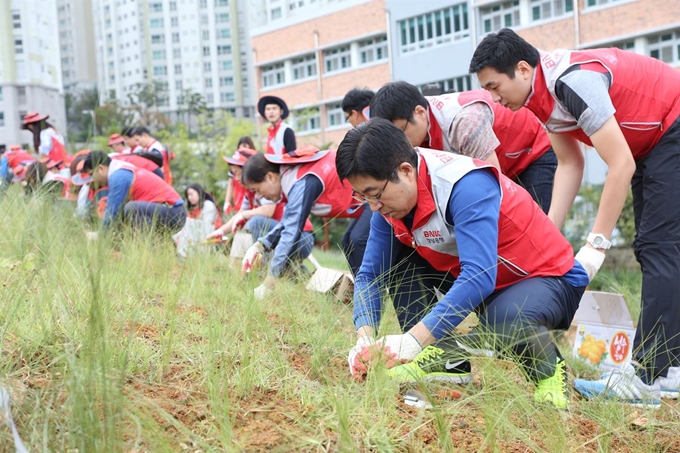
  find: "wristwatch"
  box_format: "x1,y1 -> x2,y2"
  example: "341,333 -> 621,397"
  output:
587,233 -> 612,250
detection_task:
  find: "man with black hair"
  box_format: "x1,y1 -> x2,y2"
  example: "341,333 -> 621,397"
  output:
72,150 -> 185,232
342,88 -> 374,128
370,81 -> 557,213
131,126 -> 174,184
336,118 -> 588,409
257,95 -> 296,156
121,127 -> 142,153
470,27 -> 680,407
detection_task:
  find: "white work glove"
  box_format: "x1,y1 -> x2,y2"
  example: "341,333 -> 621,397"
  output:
377,333 -> 423,361
206,229 -> 226,241
242,241 -> 264,275
347,336 -> 376,378
575,246 -> 606,282
223,202 -> 233,216
231,212 -> 247,233
254,284 -> 270,300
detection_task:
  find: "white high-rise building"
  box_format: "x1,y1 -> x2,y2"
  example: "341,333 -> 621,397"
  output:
57,0 -> 98,94
93,0 -> 255,122
0,0 -> 67,151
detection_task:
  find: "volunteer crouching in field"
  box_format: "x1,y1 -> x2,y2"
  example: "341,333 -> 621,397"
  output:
337,119 -> 589,409
370,81 -> 557,213
470,27 -> 680,407
240,146 -> 362,299
73,150 -> 186,234
206,147 -> 314,244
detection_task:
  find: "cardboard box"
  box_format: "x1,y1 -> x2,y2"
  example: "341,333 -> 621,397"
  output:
570,291 -> 636,370
229,232 -> 253,259
306,267 -> 354,303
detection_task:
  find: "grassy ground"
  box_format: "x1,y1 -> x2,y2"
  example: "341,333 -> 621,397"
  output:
1,189 -> 679,452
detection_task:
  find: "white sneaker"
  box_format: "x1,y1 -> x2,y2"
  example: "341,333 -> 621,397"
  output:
573,363 -> 661,409
656,367 -> 680,399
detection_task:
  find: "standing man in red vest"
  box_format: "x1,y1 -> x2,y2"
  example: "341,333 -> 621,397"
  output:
258,95 -> 296,156
336,119 -> 588,409
370,81 -> 557,213
470,28 -> 680,407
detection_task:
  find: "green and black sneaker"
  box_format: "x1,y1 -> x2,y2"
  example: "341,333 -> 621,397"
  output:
387,345 -> 472,383
533,358 -> 569,409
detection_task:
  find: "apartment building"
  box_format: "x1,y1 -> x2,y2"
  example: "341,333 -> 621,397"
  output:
0,0 -> 66,152
386,0 -> 680,184
93,0 -> 255,122
250,0 -> 390,148
57,0 -> 98,95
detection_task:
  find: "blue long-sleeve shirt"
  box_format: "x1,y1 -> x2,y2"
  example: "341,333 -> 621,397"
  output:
0,156 -> 8,179
102,168 -> 134,227
353,169 -> 588,339
259,174 -> 321,277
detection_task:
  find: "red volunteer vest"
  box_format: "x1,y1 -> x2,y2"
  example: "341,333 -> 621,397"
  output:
233,178 -> 249,211
385,148 -> 574,289
526,48 -> 680,160
427,91 -> 551,178
280,150 -> 362,219
110,161 -> 181,205
146,140 -> 173,184
112,154 -> 160,173
46,129 -> 67,164
6,151 -> 36,169
266,121 -> 292,155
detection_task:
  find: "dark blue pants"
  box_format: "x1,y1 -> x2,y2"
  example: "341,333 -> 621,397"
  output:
247,215 -> 315,263
388,247 -> 585,381
631,117 -> 680,384
514,149 -> 557,214
341,205 -> 372,276
123,202 -> 187,234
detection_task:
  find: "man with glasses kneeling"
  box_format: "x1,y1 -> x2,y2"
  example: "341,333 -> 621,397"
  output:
336,119 -> 589,409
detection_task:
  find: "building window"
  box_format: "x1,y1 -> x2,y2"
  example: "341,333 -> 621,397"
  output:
271,7 -> 282,20
480,1 -> 520,35
204,62 -> 212,72
293,108 -> 321,133
176,80 -> 183,90
222,60 -> 233,70
151,34 -> 164,44
291,54 -> 316,80
648,31 -> 680,65
216,13 -> 229,22
172,32 -> 180,43
150,2 -> 162,12
261,63 -> 285,87
359,35 -> 388,64
203,46 -> 211,56
221,92 -> 235,102
0,112 -> 4,127
174,64 -> 182,74
217,45 -> 231,55
324,45 -> 351,73
173,48 -> 181,59
153,66 -> 167,75
152,50 -> 166,59
14,39 -> 23,54
585,0 -> 623,7
170,1 -> 177,11
326,103 -> 345,127
216,0 -> 229,5
421,75 -> 472,94
150,18 -> 164,28
171,17 -> 179,27
220,76 -> 234,86
531,0 -> 573,21
399,4 -> 470,54
218,28 -> 231,39
202,30 -> 210,41
12,12 -> 20,28
205,78 -> 213,88
0,87 -> 3,102
614,41 -> 635,51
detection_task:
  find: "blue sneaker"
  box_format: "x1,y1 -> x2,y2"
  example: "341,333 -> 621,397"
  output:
573,364 -> 660,409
